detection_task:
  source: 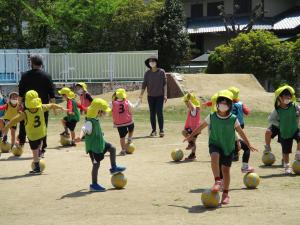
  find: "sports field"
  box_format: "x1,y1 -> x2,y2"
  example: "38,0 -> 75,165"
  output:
1,74 -> 300,225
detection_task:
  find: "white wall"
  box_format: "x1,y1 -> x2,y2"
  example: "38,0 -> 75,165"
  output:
264,0 -> 295,17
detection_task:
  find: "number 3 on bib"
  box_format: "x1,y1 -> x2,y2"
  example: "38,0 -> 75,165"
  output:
34,115 -> 41,128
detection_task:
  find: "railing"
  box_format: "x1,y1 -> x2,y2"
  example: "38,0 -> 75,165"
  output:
0,51 -> 158,83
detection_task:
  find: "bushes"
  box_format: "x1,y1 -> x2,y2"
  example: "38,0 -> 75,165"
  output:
207,31 -> 299,91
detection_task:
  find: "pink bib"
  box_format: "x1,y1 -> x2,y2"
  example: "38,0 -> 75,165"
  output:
184,109 -> 200,131
80,94 -> 91,108
112,100 -> 133,126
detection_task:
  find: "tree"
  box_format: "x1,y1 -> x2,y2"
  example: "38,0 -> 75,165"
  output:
146,0 -> 190,71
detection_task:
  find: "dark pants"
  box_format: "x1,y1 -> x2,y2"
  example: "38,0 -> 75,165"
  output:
147,96 -> 164,132
19,111 -> 49,150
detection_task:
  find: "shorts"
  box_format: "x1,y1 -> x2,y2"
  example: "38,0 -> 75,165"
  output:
209,144 -> 233,167
117,123 -> 134,138
268,125 -> 280,139
183,128 -> 199,138
63,117 -> 77,131
280,129 -> 300,154
89,142 -> 112,163
1,119 -> 17,130
29,138 -> 44,150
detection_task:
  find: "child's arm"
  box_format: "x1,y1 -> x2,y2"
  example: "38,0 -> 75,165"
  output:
242,103 -> 250,115
67,100 -> 75,115
183,121 -> 208,142
43,104 -> 68,112
268,109 -> 279,127
0,104 -> 8,111
202,101 -> 212,107
187,100 -> 196,112
3,113 -> 25,133
236,125 -> 258,152
75,121 -> 92,142
77,102 -> 87,112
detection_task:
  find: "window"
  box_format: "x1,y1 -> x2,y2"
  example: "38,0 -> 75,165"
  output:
207,1 -> 223,17
191,4 -> 203,19
234,0 -> 252,14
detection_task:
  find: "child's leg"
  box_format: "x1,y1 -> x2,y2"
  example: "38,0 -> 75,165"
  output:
211,152 -> 220,178
295,141 -> 300,160
0,120 -> 8,141
127,124 -> 134,143
61,118 -> 69,134
281,138 -> 293,173
117,127 -> 127,155
88,152 -> 105,191
10,128 -> 16,146
105,142 -> 126,173
120,137 -> 126,151
221,165 -> 230,192
30,139 -> 43,173
70,131 -> 75,141
239,139 -> 254,173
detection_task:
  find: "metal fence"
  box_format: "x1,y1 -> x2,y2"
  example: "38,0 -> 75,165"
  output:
0,51 -> 158,83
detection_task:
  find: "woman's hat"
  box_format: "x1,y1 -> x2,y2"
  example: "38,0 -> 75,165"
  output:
144,55 -> 158,69
116,88 -> 127,99
76,82 -> 87,91
86,98 -> 111,118
25,90 -> 42,109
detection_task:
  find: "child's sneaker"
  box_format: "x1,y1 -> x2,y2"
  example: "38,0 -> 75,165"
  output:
211,180 -> 222,192
60,131 -> 70,137
89,183 -> 106,192
29,168 -> 41,175
241,165 -> 254,173
263,145 -> 271,154
70,141 -> 76,146
149,131 -> 157,137
119,150 -> 126,156
221,193 -> 230,204
284,166 -> 292,175
110,166 -> 126,175
159,130 -> 165,138
185,152 -> 196,161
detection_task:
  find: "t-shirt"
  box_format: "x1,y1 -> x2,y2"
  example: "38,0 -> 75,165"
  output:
19,69 -> 55,104
141,68 -> 167,97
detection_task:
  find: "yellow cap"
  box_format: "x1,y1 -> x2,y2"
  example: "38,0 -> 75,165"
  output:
182,92 -> 200,108
228,86 -> 240,100
217,89 -> 233,101
68,91 -> 76,99
76,82 -> 87,91
275,85 -> 296,105
116,88 -> 127,99
86,98 -> 111,118
58,87 -> 75,99
211,92 -> 218,112
25,90 -> 42,109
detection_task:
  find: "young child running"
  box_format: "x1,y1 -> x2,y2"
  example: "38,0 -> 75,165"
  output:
0,92 -> 19,147
4,90 -> 66,174
75,82 -> 93,114
182,92 -> 201,161
228,87 -> 254,173
267,85 -> 300,174
59,87 -> 84,146
76,98 -> 126,192
111,88 -> 139,156
184,90 -> 257,204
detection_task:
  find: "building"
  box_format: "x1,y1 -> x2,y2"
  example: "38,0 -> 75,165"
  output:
183,0 -> 300,54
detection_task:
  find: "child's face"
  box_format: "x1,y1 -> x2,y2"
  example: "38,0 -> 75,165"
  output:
217,100 -> 230,113
76,86 -> 83,94
279,94 -> 291,105
97,110 -> 106,117
62,94 -> 67,101
10,94 -> 18,105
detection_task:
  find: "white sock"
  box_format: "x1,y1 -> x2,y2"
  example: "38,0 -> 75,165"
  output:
296,150 -> 300,155
128,137 -> 132,142
242,162 -> 248,168
284,163 -> 290,168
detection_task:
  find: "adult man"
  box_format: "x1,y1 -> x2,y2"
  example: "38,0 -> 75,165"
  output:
18,54 -> 56,157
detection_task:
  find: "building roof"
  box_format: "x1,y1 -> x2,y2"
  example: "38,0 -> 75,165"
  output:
187,10 -> 300,34
190,53 -> 210,62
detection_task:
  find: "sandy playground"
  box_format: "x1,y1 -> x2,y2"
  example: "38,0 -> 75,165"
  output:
0,74 -> 300,225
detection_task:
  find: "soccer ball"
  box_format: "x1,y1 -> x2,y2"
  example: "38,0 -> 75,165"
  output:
262,152 -> 276,166
11,145 -> 24,157
31,159 -> 46,172
171,149 -> 184,162
243,172 -> 260,189
201,189 -> 220,208
111,172 -> 127,189
1,142 -> 11,153
60,135 -> 71,146
126,143 -> 135,154
292,160 -> 300,175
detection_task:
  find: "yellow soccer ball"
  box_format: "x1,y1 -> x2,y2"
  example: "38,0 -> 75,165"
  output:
111,172 -> 127,189
201,189 -> 220,208
171,149 -> 184,162
1,142 -> 11,153
262,152 -> 276,166
292,160 -> 300,175
31,159 -> 46,172
60,135 -> 70,146
243,172 -> 260,189
126,143 -> 135,154
11,145 -> 24,157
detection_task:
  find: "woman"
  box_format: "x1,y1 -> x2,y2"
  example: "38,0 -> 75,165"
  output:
139,55 -> 167,137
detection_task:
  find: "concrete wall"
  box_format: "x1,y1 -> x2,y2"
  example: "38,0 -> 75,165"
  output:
261,0 -> 295,17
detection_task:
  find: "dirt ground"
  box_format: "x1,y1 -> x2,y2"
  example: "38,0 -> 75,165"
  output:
1,116 -> 300,225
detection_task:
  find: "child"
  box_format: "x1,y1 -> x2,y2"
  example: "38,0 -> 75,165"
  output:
267,85 -> 300,174
0,93 -> 6,140
59,87 -> 82,146
4,90 -> 66,174
0,92 -> 19,147
77,98 -> 126,192
228,87 -> 254,173
111,88 -> 139,156
75,82 -> 93,114
184,90 -> 256,204
182,92 -> 201,161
